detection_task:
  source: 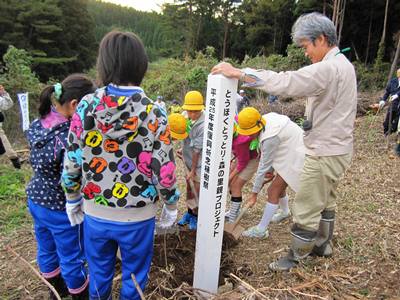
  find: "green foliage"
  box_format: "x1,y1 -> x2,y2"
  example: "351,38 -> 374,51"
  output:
353,60 -> 389,91
0,46 -> 41,97
88,0 -> 178,61
0,166 -> 32,234
142,49 -> 218,101
0,0 -> 96,80
0,46 -> 42,139
242,43 -> 310,71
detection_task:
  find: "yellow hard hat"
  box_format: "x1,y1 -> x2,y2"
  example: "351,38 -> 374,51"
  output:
182,91 -> 204,111
168,113 -> 188,140
237,107 -> 266,136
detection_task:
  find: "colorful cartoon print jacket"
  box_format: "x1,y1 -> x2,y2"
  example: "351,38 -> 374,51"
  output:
62,87 -> 179,222
26,118 -> 70,210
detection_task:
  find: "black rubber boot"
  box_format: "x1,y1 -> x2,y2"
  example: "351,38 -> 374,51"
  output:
312,210 -> 335,257
269,224 -> 317,271
10,157 -> 21,169
71,285 -> 89,300
47,274 -> 69,299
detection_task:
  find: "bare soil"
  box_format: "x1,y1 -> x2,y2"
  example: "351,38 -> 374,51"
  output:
1,92 -> 399,299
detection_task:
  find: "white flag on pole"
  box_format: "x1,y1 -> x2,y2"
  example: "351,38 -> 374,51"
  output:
17,92 -> 30,131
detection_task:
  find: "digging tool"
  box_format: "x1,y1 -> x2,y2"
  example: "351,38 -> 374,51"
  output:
368,104 -> 382,130
224,204 -> 250,241
387,109 -> 393,149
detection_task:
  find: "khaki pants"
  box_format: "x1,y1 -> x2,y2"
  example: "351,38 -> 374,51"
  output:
292,153 -> 352,231
0,123 -> 17,159
237,158 -> 259,181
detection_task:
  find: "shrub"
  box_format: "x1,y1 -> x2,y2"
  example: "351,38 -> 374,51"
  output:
0,46 -> 42,143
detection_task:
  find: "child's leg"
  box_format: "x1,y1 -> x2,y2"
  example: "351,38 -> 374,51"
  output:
51,214 -> 88,296
84,216 -> 118,300
227,176 -> 247,222
178,179 -> 199,228
118,218 -> 155,300
28,201 -> 68,297
228,159 -> 258,222
257,174 -> 288,231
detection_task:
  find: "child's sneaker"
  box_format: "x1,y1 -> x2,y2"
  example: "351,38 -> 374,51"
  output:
177,212 -> 192,226
242,226 -> 269,239
271,209 -> 291,223
188,214 -> 198,230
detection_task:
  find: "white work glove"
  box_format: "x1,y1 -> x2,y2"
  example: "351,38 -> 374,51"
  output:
391,94 -> 398,101
379,100 -> 386,109
66,198 -> 84,226
158,204 -> 178,229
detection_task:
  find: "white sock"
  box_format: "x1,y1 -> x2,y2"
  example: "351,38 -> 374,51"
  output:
228,200 -> 242,222
279,195 -> 289,214
257,202 -> 279,231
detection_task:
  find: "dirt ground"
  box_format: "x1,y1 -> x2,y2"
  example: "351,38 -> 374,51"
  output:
0,93 -> 399,299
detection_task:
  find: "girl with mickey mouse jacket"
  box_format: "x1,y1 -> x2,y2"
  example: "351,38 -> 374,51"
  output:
62,31 -> 180,300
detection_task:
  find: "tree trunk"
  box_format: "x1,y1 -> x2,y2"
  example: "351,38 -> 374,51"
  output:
388,34 -> 400,84
351,41 -> 360,61
337,0 -> 346,45
222,17 -> 229,59
332,0 -> 337,23
375,0 -> 390,65
364,7 -> 373,66
380,0 -> 390,45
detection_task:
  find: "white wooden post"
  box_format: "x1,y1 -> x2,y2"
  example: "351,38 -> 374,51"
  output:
193,74 -> 238,294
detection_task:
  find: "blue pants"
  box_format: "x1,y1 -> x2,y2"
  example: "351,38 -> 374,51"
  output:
28,200 -> 88,294
84,215 -> 155,300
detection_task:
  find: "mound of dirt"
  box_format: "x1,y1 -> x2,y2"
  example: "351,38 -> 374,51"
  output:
147,229 -> 242,298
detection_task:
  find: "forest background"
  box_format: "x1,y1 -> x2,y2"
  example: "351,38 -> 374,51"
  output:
0,0 -> 400,137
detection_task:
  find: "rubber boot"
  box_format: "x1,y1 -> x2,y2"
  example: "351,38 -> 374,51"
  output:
312,210 -> 335,257
269,224 -> 317,271
10,157 -> 21,169
71,285 -> 89,300
47,274 -> 69,300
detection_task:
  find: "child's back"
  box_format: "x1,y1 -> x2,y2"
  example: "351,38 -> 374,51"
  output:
182,112 -> 205,175
27,112 -> 69,209
63,86 -> 177,222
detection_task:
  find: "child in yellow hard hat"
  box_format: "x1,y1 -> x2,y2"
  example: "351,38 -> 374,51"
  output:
226,116 -> 260,223
169,99 -> 183,114
237,107 -> 305,239
170,91 -> 205,230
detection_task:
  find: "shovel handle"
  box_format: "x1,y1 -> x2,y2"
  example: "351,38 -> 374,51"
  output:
232,204 -> 250,228
185,166 -> 199,202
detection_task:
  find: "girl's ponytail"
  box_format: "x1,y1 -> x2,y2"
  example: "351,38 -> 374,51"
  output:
38,85 -> 55,118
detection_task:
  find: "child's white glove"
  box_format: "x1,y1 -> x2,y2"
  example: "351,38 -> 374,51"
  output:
66,198 -> 84,226
159,204 -> 177,229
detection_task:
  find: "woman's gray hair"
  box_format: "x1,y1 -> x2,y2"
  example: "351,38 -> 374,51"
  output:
292,12 -> 337,47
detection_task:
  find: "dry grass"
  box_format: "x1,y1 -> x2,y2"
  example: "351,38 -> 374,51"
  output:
1,93 -> 399,299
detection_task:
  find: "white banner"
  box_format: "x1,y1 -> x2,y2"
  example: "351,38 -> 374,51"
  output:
193,74 -> 237,294
17,92 -> 29,131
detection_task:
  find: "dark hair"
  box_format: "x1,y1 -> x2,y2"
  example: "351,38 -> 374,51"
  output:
96,31 -> 148,86
39,73 -> 96,118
